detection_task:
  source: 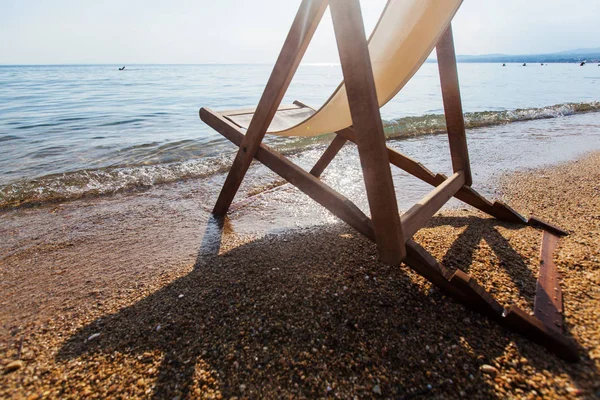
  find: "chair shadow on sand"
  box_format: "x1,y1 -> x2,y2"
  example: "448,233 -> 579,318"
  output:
57,215 -> 598,399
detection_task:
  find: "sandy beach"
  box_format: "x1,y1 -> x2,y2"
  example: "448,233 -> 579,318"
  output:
1,151 -> 599,399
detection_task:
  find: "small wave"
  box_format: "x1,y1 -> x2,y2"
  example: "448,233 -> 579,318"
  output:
0,157 -> 232,210
382,101 -> 600,138
58,116 -> 88,122
99,118 -> 146,127
1,101 -> 598,210
0,135 -> 21,142
25,146 -> 70,159
141,112 -> 170,118
15,122 -> 59,130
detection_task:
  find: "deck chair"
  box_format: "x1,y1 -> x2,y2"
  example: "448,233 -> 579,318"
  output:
199,0 -> 578,360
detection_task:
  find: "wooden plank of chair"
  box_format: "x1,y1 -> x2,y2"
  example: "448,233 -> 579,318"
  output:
400,171 -> 465,239
534,231 -> 564,332
528,216 -> 569,237
220,104 -> 302,117
212,0 -> 328,215
405,242 -> 579,361
436,24 -> 473,186
330,0 -> 406,264
503,305 -> 578,361
404,240 -> 468,300
200,108 -> 375,240
449,269 -> 505,316
490,201 -> 528,224
309,133 -> 349,178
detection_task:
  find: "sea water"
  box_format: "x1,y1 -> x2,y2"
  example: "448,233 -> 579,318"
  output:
1,63 -> 599,209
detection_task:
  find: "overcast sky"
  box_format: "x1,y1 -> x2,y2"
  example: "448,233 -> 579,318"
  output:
1,0 -> 598,64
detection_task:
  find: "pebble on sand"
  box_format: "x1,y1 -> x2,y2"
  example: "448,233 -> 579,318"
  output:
372,384 -> 382,395
87,333 -> 101,341
481,364 -> 499,375
4,360 -> 24,373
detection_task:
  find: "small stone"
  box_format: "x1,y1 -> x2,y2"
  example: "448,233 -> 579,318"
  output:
4,360 -> 24,373
372,384 -> 382,395
87,333 -> 101,341
239,384 -> 246,392
566,386 -> 584,396
481,364 -> 499,375
178,294 -> 184,299
136,378 -> 145,387
139,352 -> 154,363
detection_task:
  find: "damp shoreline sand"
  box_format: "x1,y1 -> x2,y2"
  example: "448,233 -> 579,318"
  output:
1,152 -> 599,399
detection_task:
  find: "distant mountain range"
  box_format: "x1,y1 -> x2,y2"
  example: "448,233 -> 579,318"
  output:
433,48 -> 600,63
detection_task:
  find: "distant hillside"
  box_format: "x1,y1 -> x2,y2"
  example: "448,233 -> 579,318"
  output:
433,48 -> 600,63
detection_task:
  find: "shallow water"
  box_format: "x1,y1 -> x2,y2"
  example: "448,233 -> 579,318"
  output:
0,63 -> 599,208
222,112 -> 600,227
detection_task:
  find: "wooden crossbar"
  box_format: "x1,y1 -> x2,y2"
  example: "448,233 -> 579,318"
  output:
309,134 -> 348,178
220,104 -> 302,117
401,171 -> 465,239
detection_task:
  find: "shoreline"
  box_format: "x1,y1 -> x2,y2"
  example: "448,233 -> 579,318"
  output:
1,152 -> 599,398
2,105 -> 600,211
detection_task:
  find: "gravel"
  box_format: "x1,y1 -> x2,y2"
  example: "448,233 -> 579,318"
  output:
1,152 -> 599,399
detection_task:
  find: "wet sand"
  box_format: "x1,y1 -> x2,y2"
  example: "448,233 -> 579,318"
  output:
1,152 -> 599,399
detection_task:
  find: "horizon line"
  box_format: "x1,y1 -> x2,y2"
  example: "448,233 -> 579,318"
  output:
1,60 -> 595,67
2,46 -> 599,67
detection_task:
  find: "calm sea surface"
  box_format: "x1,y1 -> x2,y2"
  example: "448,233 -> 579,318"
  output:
1,63 -> 599,208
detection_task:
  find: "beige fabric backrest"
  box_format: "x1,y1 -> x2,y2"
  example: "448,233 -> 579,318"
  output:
261,0 -> 463,137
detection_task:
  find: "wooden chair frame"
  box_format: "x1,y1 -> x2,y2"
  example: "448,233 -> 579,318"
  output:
199,0 -> 578,360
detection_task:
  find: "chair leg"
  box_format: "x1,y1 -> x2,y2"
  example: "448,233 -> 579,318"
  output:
212,0 -> 328,215
330,0 -> 406,264
436,24 -> 472,186
309,133 -> 348,178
